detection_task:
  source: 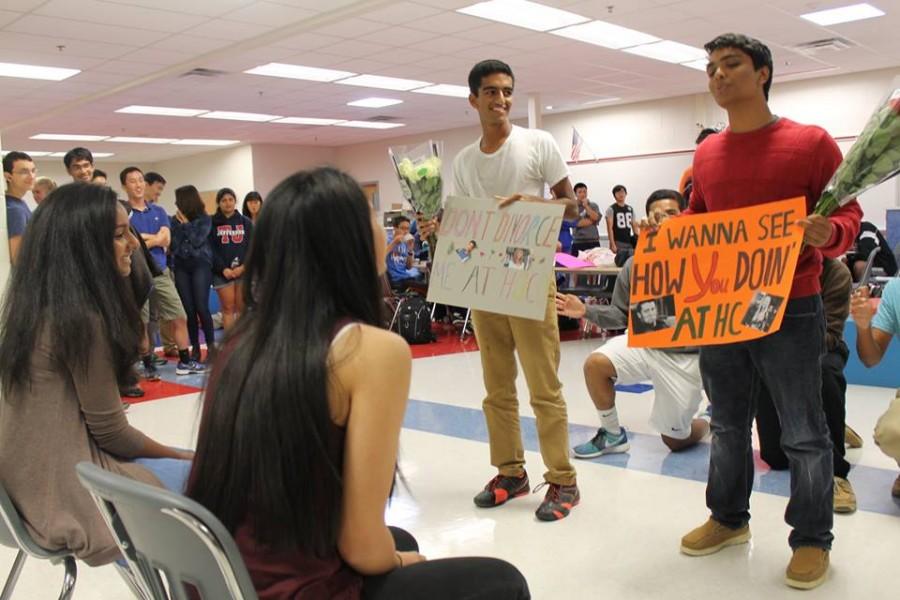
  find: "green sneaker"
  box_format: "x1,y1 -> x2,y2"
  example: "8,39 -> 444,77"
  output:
572,427 -> 630,459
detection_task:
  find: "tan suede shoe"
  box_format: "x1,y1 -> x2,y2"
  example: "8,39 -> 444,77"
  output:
786,547 -> 829,589
844,425 -> 863,449
680,518 -> 750,556
833,476 -> 857,514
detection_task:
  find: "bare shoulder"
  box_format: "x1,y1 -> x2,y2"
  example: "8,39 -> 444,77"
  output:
331,324 -> 410,373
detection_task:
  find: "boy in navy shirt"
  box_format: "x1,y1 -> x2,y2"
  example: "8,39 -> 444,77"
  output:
120,167 -> 203,376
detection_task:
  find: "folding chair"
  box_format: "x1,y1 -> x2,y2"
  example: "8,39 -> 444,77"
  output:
75,463 -> 258,600
0,481 -> 76,600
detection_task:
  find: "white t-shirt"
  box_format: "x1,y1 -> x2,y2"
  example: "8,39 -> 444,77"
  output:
451,125 -> 569,200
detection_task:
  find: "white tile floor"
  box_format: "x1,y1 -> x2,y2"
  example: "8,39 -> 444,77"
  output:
3,337 -> 900,599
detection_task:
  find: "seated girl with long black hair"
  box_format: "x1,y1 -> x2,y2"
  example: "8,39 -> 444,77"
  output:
186,168 -> 529,599
0,183 -> 193,566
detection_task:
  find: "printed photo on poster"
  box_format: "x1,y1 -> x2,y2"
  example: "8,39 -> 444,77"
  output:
456,240 -> 477,263
503,247 -> 531,270
741,291 -> 784,333
630,295 -> 676,334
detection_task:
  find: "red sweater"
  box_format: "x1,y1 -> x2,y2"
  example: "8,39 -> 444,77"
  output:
685,117 -> 862,298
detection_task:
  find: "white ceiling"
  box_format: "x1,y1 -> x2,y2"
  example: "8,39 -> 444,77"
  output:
1,0 -> 899,161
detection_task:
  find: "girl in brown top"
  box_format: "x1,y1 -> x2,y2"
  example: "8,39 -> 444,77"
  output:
0,183 -> 192,566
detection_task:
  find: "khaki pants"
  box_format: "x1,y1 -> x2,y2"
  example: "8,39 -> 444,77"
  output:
471,283 -> 576,485
875,390 -> 900,466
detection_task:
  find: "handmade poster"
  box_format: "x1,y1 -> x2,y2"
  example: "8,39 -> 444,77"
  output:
427,195 -> 564,320
628,197 -> 805,347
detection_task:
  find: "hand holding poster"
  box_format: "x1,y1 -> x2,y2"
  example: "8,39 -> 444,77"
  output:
628,197 -> 805,347
426,195 -> 564,320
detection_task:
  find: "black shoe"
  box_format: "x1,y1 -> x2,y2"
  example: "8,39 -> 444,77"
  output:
151,354 -> 167,366
474,472 -> 530,508
120,385 -> 145,398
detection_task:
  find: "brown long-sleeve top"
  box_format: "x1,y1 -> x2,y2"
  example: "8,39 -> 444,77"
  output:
0,320 -> 161,566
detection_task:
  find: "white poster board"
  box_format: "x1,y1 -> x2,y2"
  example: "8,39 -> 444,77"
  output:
427,195 -> 564,320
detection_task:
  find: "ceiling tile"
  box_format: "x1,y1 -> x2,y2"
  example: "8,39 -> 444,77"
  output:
33,0 -> 208,33
184,18 -> 274,41
356,25 -> 438,47
359,2 -> 443,25
220,1 -> 318,26
100,0 -> 257,17
5,15 -> 171,46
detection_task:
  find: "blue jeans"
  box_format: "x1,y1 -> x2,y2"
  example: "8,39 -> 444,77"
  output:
700,295 -> 833,549
133,457 -> 192,493
174,258 -> 214,356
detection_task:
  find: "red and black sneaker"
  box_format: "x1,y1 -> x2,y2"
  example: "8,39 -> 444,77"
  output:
534,481 -> 580,521
473,472 -> 530,508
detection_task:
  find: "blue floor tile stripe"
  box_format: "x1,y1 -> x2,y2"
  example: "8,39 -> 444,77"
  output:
403,398 -> 900,516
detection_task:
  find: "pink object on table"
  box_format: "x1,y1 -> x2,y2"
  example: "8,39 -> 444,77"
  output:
554,252 -> 595,268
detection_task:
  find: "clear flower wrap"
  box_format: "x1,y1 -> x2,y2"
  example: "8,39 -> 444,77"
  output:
388,140 -> 444,259
814,77 -> 900,216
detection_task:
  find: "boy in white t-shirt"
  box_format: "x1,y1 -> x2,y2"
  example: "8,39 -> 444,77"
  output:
451,59 -> 580,521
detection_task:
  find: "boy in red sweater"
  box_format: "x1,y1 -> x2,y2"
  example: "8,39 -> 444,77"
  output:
677,34 -> 861,590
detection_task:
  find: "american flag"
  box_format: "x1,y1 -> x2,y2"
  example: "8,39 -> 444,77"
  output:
570,128 -> 584,161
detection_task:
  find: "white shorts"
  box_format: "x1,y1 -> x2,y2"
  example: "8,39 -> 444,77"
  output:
593,334 -> 703,439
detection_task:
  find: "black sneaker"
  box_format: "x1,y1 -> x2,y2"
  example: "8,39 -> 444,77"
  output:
151,354 -> 168,367
120,384 -> 145,398
534,481 -> 580,521
474,472 -> 530,508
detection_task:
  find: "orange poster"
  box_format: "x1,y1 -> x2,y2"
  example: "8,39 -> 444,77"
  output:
628,197 -> 806,347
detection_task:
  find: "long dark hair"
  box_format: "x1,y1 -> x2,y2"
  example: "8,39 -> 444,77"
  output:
175,185 -> 206,221
241,190 -> 262,220
187,168 -> 383,556
0,183 -> 142,394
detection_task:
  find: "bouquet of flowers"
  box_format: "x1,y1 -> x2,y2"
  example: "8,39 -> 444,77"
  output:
814,78 -> 900,216
389,140 -> 443,259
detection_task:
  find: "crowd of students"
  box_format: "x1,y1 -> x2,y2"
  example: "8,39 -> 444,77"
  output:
3,149 -> 261,398
2,31 -> 900,599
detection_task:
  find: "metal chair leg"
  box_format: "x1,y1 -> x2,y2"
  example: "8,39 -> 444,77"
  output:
460,308 -> 472,342
58,556 -> 76,600
113,562 -> 152,600
389,297 -> 405,331
0,550 -> 26,600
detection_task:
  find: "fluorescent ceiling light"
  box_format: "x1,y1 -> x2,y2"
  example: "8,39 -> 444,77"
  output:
273,117 -> 346,125
458,0 -> 588,32
116,105 -> 208,117
92,153 -> 115,158
334,121 -> 405,129
47,152 -> 68,157
171,139 -> 240,146
347,97 -> 403,108
17,151 -> 52,157
30,133 -> 108,141
245,62 -> 356,82
106,136 -> 178,144
551,20 -> 659,49
336,74 -> 431,91
0,61 -> 80,81
545,105 -> 553,110
411,84 -> 471,98
623,40 -> 706,64
582,97 -> 621,106
801,3 -> 884,26
198,111 -> 281,122
681,58 -> 709,71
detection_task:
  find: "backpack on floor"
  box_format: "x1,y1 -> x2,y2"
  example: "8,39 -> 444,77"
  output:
397,294 -> 434,344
